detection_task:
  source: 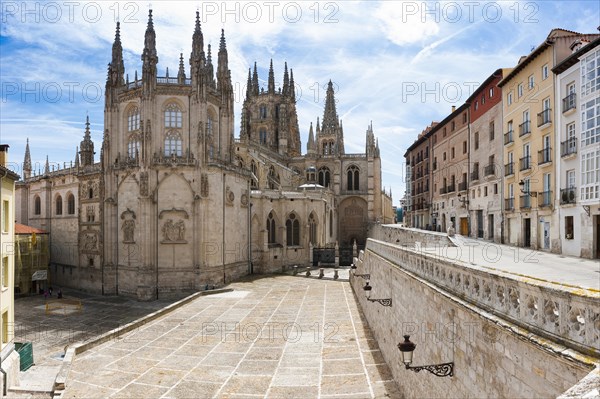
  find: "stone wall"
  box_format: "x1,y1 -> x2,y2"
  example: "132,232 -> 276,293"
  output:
351,239 -> 595,398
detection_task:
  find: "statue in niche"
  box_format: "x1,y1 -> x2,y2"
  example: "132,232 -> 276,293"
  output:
122,219 -> 135,243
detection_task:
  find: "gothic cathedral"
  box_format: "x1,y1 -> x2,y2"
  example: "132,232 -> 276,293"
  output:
15,11 -> 392,300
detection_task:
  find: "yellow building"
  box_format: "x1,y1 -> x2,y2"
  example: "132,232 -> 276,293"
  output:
499,29 -> 599,250
0,144 -> 21,393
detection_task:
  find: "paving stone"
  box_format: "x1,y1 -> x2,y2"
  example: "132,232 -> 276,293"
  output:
111,382 -> 169,398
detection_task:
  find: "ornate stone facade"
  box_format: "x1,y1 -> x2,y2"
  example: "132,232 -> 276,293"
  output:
15,10 -> 392,299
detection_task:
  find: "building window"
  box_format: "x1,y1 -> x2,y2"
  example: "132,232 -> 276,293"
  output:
518,83 -> 523,98
2,200 -> 8,232
542,64 -> 549,80
55,195 -> 62,215
463,141 -> 467,154
443,152 -> 447,161
463,113 -> 467,123
128,137 -> 140,159
164,104 -> 182,128
474,101 -> 478,111
581,97 -> 600,147
581,49 -> 600,95
318,167 -> 331,187
1,257 -> 7,288
127,107 -> 140,131
89,187 -> 94,199
484,186 -> 488,196
347,166 -> 359,191
259,105 -> 267,119
474,132 -> 479,150
259,128 -> 267,145
528,74 -> 535,90
267,212 -> 276,244
565,216 -> 574,239
67,194 -> 75,215
508,92 -> 513,106
309,213 -> 317,245
451,147 -> 455,158
164,132 -> 183,156
481,94 -> 486,105
286,213 -> 300,246
451,121 -> 455,131
489,87 -> 494,98
489,122 -> 495,141
34,195 -> 41,215
494,183 -> 498,194
581,148 -> 600,201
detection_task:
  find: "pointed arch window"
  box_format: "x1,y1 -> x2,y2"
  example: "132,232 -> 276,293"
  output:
250,161 -> 258,189
164,132 -> 183,156
164,103 -> 182,128
34,195 -> 41,215
267,212 -> 276,244
67,193 -> 75,215
127,107 -> 140,131
55,195 -> 63,215
127,135 -> 141,159
318,167 -> 331,187
309,213 -> 317,245
259,105 -> 267,119
347,165 -> 360,191
286,213 -> 300,246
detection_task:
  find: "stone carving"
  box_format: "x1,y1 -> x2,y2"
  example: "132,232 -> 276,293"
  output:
567,306 -> 585,338
161,219 -> 186,243
83,233 -> 97,250
140,171 -> 149,196
525,295 -> 538,321
543,299 -> 560,330
120,208 -> 136,243
509,287 -> 520,313
496,285 -> 505,307
241,190 -> 249,207
226,186 -> 235,206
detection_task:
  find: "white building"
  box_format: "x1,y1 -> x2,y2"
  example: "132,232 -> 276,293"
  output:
553,37 -> 600,259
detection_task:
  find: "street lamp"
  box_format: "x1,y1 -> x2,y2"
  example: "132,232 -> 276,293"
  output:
362,282 -> 392,307
457,193 -> 469,207
518,180 -> 538,197
397,335 -> 454,377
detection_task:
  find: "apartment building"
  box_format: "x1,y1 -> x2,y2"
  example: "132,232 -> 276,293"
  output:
553,37 -> 600,259
499,29 -> 599,251
466,69 -> 509,243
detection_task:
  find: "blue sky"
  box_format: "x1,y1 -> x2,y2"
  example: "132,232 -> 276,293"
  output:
1,1 -> 598,203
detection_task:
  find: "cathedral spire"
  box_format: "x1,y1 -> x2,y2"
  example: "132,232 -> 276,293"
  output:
283,62 -> 289,96
74,146 -> 80,169
322,80 -> 339,132
190,10 -> 205,90
252,62 -> 259,96
217,29 -> 231,92
177,53 -> 186,84
246,68 -> 252,99
44,155 -> 49,175
206,43 -> 214,88
289,69 -> 296,101
268,59 -> 275,94
109,22 -> 125,86
141,9 -> 158,96
23,138 -> 32,179
80,114 -> 95,167
307,122 -> 316,154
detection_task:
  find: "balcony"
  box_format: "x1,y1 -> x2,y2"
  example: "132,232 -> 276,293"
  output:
447,184 -> 456,193
484,164 -> 495,177
432,161 -> 437,171
471,168 -> 480,181
560,187 -> 576,205
519,121 -> 531,137
538,147 -> 552,165
562,93 -> 576,113
519,156 -> 531,171
537,108 -> 552,127
540,190 -> 552,207
520,195 -> 531,209
458,181 -> 467,192
504,162 -> 514,176
504,130 -> 514,145
505,198 -> 515,210
561,137 -> 577,157
440,187 -> 447,195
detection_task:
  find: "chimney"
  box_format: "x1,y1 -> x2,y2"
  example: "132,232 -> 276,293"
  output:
0,144 -> 8,167
451,106 -> 456,113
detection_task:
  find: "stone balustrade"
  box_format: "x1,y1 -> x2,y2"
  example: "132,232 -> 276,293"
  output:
359,238 -> 600,357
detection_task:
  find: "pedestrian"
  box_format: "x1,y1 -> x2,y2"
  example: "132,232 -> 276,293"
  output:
48,286 -> 53,296
44,290 -> 48,299
57,288 -> 63,299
